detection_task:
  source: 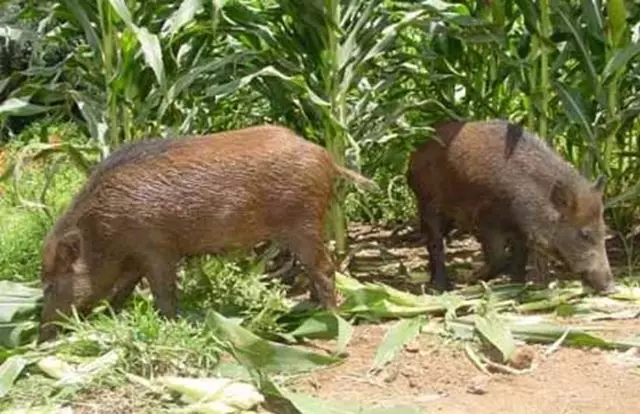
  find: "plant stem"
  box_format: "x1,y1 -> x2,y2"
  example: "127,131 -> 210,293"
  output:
324,0 -> 347,257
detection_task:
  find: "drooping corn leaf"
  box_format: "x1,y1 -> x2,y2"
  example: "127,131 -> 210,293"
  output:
0,281 -> 43,323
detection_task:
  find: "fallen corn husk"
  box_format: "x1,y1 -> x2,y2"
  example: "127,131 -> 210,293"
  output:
157,376 -> 264,412
37,349 -> 121,387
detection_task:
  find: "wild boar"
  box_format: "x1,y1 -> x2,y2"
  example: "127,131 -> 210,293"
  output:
407,119 -> 616,293
38,124 -> 377,342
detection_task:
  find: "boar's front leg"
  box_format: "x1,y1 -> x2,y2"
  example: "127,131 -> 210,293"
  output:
474,223 -> 511,282
108,258 -> 144,312
419,204 -> 452,291
507,232 -> 528,284
474,225 -> 529,285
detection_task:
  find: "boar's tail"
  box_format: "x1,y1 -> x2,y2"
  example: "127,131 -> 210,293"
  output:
335,165 -> 380,192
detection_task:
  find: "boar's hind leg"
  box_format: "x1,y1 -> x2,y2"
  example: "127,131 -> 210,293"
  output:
418,204 -> 451,291
284,229 -> 337,310
144,254 -> 179,319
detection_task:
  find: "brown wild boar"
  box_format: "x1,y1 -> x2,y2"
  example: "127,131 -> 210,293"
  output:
38,124 -> 377,342
407,119 -> 616,293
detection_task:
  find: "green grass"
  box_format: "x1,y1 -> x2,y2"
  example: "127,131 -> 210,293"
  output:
178,256 -> 290,336
0,208 -> 49,282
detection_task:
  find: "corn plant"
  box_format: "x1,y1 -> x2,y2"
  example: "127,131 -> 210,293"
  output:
228,0 -> 476,254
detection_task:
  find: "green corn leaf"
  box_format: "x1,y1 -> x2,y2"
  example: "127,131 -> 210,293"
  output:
0,98 -> 50,117
205,311 -> 342,375
60,0 -> 102,51
474,313 -> 516,363
371,316 -> 424,372
554,5 -> 598,91
108,0 -> 165,87
607,0 -> 629,48
285,311 -> 354,356
553,81 -> 597,145
602,43 -> 640,81
0,356 -> 27,398
581,0 -> 604,41
161,0 -> 203,37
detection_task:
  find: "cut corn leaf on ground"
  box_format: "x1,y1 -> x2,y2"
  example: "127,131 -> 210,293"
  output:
0,281 -> 42,348
0,355 -> 27,397
609,286 -> 640,302
448,314 -> 640,350
371,316 -> 424,372
206,310 -> 342,374
279,311 -> 353,355
474,313 -> 516,363
335,273 -> 470,319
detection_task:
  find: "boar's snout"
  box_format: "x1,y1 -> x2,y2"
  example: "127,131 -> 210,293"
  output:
37,293 -> 67,344
581,269 -> 617,295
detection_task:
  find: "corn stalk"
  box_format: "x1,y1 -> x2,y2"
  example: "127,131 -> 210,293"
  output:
240,1 -> 439,255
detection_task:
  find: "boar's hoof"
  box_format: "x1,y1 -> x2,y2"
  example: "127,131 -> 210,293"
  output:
599,281 -> 618,295
428,280 -> 454,293
37,325 -> 58,344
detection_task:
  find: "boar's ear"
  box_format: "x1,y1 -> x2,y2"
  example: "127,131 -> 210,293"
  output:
550,181 -> 576,216
56,230 -> 82,264
592,175 -> 606,194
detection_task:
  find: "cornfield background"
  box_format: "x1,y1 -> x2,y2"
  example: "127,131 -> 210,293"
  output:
2,0 -> 639,239
1,0 -> 640,413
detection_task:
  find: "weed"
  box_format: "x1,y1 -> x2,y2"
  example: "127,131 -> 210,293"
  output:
179,256 -> 290,336
56,296 -> 223,378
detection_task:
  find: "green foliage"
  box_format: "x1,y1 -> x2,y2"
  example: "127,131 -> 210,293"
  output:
178,256 -> 289,336
0,208 -> 48,282
3,0 -> 640,236
0,121 -> 87,282
56,297 -> 223,378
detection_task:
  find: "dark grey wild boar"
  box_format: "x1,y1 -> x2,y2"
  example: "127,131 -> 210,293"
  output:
407,119 -> 616,293
38,124 -> 377,342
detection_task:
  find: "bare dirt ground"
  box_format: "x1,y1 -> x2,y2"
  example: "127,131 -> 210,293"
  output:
291,321 -> 640,414
286,223 -> 640,413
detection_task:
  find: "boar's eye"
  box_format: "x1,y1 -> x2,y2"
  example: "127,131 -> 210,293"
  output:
578,228 -> 592,242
